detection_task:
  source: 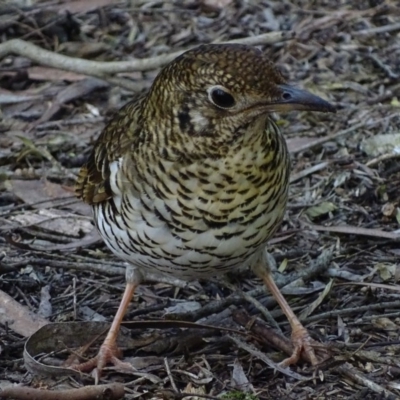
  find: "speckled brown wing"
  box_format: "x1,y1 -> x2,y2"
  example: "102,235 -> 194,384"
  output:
75,99 -> 144,205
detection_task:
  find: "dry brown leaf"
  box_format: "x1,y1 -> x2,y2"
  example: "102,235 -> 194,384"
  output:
9,179 -> 91,216
0,290 -> 48,337
10,209 -> 92,237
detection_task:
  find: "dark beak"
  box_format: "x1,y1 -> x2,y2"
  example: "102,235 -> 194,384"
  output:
270,84 -> 336,113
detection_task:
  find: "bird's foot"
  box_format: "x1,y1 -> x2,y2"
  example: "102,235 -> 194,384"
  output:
69,342 -> 134,382
279,325 -> 319,367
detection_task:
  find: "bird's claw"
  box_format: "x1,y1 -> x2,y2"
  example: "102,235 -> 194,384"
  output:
279,325 -> 319,367
69,342 -> 133,382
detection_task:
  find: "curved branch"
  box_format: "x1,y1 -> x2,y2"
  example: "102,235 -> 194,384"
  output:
0,31 -> 295,90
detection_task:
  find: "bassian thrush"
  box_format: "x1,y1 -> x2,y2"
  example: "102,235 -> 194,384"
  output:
75,43 -> 335,378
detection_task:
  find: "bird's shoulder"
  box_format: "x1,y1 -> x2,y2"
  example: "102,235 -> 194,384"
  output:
75,97 -> 144,205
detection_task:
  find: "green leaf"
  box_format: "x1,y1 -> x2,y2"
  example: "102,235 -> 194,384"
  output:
306,202 -> 337,219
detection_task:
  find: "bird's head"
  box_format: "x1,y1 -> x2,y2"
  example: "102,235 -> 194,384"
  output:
143,44 -> 335,154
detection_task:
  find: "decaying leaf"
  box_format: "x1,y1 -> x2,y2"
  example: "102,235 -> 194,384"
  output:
179,382 -> 207,400
0,289 -> 48,337
381,202 -> 397,217
10,209 -> 92,237
8,179 -> 91,216
231,359 -> 253,393
306,202 -> 337,219
376,263 -> 398,282
164,301 -> 202,315
371,317 -> 398,331
361,133 -> 400,157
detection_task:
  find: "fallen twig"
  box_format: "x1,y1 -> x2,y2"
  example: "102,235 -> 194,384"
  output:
228,335 -> 307,381
0,383 -> 125,400
302,300 -> 400,324
233,309 -> 331,366
0,32 -> 294,90
338,363 -> 397,399
308,223 -> 400,240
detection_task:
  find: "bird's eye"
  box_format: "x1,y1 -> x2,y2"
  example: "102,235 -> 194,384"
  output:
209,88 -> 235,109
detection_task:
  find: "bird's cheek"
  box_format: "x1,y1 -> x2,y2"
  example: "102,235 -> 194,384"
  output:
188,110 -> 210,132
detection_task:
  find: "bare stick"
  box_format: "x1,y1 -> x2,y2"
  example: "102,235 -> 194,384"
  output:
338,363 -> 397,399
0,383 -> 125,400
0,31 -> 294,82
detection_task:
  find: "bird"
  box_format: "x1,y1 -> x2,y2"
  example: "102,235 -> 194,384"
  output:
75,43 -> 335,379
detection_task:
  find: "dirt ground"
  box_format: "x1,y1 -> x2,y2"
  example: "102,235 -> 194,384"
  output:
1,0 -> 400,399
